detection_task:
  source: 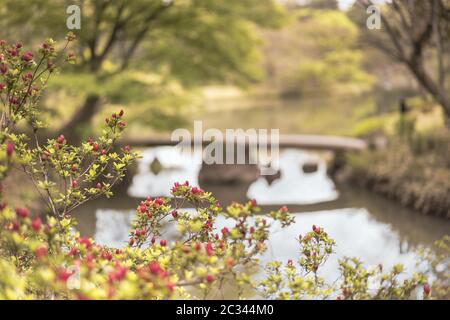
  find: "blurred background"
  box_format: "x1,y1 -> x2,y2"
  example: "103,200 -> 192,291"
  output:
0,0 -> 449,293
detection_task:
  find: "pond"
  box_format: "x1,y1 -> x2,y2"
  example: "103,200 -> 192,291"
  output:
73,146 -> 450,296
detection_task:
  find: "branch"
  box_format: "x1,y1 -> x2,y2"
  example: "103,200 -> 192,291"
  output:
119,2 -> 173,71
86,0 -> 110,61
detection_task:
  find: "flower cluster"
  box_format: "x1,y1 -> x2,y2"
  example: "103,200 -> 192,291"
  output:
0,35 -> 75,129
0,190 -> 436,300
0,36 -> 138,219
259,226 -> 430,300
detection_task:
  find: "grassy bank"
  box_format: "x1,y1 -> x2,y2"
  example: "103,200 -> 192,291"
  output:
343,128 -> 450,218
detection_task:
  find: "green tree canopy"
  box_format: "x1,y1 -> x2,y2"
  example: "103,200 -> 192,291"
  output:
0,0 -> 285,84
261,8 -> 374,96
0,0 -> 286,138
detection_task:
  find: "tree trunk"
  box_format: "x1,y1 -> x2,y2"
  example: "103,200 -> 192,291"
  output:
59,94 -> 102,143
408,62 -> 450,125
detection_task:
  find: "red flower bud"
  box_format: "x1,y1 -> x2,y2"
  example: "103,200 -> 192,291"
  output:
206,274 -> 214,283
135,229 -> 146,237
71,180 -> 78,188
312,225 -> 321,234
57,269 -> 73,282
221,227 -> 229,236
56,135 -> 65,144
35,246 -> 48,259
92,143 -> 99,152
424,283 -> 431,296
69,247 -> 78,256
191,186 -> 204,195
149,262 -> 162,274
160,239 -> 167,247
154,197 -> 165,206
22,72 -> 32,82
71,164 -> 78,172
101,251 -> 113,261
77,237 -> 92,249
205,241 -> 214,256
6,142 -> 14,157
15,207 -> 29,218
171,210 -> 178,218
9,96 -> 19,105
31,217 -> 42,231
21,51 -> 33,62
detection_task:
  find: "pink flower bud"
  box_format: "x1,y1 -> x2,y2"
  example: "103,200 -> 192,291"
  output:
21,51 -> 33,62
6,143 -> 14,157
15,207 -> 29,218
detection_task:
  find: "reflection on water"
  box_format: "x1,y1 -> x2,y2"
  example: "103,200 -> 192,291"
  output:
74,147 -> 450,284
95,209 -> 134,248
128,147 -> 338,205
128,147 -> 202,198
247,149 -> 338,205
93,207 -> 422,283
260,208 -> 419,282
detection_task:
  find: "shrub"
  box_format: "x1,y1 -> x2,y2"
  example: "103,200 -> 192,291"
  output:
0,36 -> 437,300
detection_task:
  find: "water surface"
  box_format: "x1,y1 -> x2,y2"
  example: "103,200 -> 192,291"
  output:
74,146 -> 450,288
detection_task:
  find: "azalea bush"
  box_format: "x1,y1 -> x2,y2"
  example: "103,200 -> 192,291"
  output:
0,36 -> 440,300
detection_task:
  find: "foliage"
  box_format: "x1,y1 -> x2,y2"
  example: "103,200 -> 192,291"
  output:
0,37 -> 439,300
352,0 -> 450,121
346,127 -> 450,218
260,8 -> 374,96
418,236 -> 450,299
0,0 -> 287,134
259,227 -> 428,300
0,186 -> 432,300
0,0 -> 286,84
46,71 -> 197,133
0,35 -> 138,218
0,182 -> 294,299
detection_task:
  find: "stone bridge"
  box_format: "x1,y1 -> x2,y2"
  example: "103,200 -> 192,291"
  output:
121,134 -> 367,151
